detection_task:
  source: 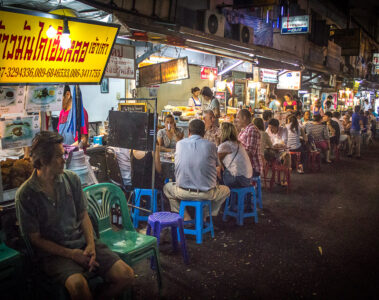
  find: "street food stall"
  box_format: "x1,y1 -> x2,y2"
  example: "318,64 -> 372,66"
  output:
0,6 -> 119,210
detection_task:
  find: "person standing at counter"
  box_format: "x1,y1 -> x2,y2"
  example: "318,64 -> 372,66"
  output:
201,87 -> 220,125
283,94 -> 297,112
268,95 -> 280,112
57,85 -> 89,147
157,114 -> 184,152
188,87 -> 202,110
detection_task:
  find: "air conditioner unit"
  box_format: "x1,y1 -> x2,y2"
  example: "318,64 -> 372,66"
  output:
230,24 -> 254,44
197,10 -> 225,37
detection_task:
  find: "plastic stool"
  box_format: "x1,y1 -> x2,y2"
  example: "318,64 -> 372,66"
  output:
147,212 -> 189,264
179,200 -> 215,244
223,186 -> 258,226
132,189 -> 163,228
289,152 -> 301,171
252,176 -> 262,209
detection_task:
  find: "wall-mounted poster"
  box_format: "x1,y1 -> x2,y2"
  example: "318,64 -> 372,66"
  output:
0,86 -> 25,116
0,115 -> 40,149
25,85 -> 64,112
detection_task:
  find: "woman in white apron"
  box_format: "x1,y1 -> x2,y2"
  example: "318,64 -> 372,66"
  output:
188,87 -> 202,110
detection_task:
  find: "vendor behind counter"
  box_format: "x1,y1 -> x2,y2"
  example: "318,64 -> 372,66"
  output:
57,85 -> 89,147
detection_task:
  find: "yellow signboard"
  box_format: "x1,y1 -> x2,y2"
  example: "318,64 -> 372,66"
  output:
0,7 -> 119,85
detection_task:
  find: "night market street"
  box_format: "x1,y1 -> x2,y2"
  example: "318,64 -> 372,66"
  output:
134,142 -> 379,300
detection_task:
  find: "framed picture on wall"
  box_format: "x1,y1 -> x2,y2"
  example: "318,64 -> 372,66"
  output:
100,78 -> 109,93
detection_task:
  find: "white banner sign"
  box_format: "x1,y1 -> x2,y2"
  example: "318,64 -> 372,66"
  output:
105,44 -> 135,79
277,71 -> 301,90
260,68 -> 278,83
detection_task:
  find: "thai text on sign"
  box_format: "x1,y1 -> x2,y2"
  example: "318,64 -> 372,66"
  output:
0,7 -> 119,84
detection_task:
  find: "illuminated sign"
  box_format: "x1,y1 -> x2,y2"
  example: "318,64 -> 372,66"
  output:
138,57 -> 189,87
281,15 -> 310,34
0,7 -> 119,85
277,71 -> 301,90
259,68 -> 278,83
200,67 -> 218,80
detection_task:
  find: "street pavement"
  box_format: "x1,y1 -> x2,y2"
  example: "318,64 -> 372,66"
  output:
133,141 -> 379,300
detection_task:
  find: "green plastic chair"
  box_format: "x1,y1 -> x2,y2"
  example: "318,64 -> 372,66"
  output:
84,183 -> 163,290
0,241 -> 23,299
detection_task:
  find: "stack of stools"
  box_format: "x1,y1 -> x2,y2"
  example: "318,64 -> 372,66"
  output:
223,186 -> 258,226
179,200 -> 214,244
0,242 -> 23,299
132,189 -> 163,228
147,212 -> 189,264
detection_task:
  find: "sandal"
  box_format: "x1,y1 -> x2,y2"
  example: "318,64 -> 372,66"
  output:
297,164 -> 304,174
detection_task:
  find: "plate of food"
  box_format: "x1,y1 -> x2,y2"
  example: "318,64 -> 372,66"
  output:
0,87 -> 16,106
28,86 -> 56,104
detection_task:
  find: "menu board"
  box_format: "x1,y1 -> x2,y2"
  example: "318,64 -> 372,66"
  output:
25,85 -> 64,112
139,64 -> 161,87
277,72 -> 301,90
161,57 -> 189,83
0,86 -> 26,116
0,115 -> 40,149
0,7 -> 119,85
138,57 -> 189,86
118,103 -> 146,112
105,44 -> 135,79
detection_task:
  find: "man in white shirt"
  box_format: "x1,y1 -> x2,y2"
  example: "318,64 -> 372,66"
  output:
163,119 -> 230,220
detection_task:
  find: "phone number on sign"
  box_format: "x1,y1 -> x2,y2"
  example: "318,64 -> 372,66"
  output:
0,67 -> 102,79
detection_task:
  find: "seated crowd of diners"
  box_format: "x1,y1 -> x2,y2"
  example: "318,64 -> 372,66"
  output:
13,100 -> 377,299
111,103 -> 377,209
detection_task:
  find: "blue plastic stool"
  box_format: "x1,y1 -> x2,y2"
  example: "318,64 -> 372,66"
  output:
146,212 -> 189,264
252,176 -> 263,209
223,186 -> 258,226
178,200 -> 215,244
132,189 -> 163,228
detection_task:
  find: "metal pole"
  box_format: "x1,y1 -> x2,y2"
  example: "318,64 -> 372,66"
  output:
151,97 -> 158,198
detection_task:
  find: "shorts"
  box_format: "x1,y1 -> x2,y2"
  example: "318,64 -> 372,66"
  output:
315,140 -> 329,151
41,241 -> 120,285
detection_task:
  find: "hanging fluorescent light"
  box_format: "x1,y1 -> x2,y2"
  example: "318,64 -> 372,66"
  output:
218,60 -> 244,76
60,19 -> 71,49
46,25 -> 57,38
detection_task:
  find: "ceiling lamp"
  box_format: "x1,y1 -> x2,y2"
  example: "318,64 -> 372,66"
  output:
60,19 -> 71,49
46,25 -> 57,38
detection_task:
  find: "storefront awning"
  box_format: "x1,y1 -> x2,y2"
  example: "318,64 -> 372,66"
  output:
78,0 -> 303,72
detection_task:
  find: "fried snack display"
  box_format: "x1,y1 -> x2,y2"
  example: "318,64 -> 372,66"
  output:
1,158 -> 33,190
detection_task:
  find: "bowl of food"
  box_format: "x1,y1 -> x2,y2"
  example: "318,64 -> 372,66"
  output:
172,111 -> 182,117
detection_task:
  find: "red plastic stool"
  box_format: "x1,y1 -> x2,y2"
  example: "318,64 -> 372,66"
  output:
308,151 -> 321,172
289,152 -> 301,172
272,162 -> 291,193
